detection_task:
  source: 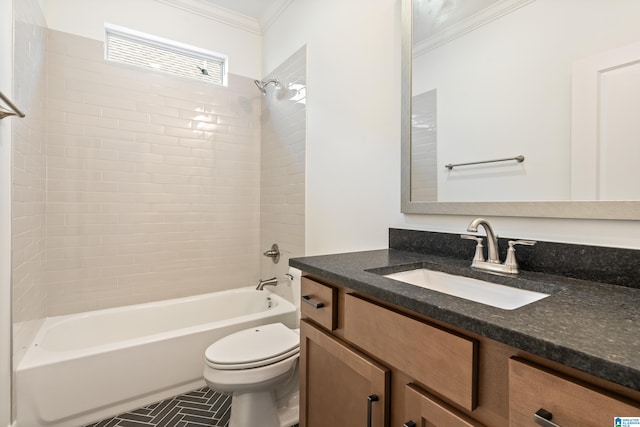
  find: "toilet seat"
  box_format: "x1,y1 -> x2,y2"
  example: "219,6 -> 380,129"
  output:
205,323 -> 300,370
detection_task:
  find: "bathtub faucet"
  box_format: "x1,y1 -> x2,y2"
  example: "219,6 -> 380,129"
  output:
256,277 -> 278,291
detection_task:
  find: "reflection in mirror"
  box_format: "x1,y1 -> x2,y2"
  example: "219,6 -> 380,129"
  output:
402,0 -> 640,219
411,89 -> 437,201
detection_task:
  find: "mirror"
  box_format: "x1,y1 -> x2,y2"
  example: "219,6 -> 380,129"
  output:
401,0 -> 640,219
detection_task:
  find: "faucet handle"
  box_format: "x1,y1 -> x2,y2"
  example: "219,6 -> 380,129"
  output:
508,239 -> 537,247
504,240 -> 537,271
461,234 -> 485,263
461,234 -> 483,243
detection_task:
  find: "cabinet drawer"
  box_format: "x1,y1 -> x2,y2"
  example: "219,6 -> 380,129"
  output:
344,294 -> 478,410
509,357 -> 640,427
300,277 -> 338,330
404,384 -> 485,427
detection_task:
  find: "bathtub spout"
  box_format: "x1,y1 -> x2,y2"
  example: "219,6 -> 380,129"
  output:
256,277 -> 278,290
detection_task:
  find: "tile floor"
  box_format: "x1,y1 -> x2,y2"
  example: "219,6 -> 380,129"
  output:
84,387 -> 231,427
85,387 -> 300,427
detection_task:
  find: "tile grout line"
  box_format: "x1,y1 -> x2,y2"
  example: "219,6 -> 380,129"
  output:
84,387 -> 231,427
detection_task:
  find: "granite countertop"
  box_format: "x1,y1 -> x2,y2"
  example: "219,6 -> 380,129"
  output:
290,248 -> 640,392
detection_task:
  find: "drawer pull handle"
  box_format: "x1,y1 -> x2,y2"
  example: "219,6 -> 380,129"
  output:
403,421 -> 416,427
301,295 -> 324,308
534,408 -> 562,427
367,394 -> 379,427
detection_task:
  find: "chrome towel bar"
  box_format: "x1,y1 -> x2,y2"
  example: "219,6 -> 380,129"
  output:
445,155 -> 524,170
0,90 -> 26,120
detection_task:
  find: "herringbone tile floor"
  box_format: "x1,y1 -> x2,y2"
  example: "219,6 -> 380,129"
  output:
84,387 -> 231,427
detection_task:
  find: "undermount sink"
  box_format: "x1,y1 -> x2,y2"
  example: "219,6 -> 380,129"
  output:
384,268 -> 550,310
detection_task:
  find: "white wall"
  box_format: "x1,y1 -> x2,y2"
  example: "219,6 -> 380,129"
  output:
264,0 -> 640,253
44,0 -> 262,79
264,0 -> 402,255
0,0 -> 13,423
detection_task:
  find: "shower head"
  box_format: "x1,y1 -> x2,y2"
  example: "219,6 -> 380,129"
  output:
254,78 -> 280,95
253,80 -> 266,95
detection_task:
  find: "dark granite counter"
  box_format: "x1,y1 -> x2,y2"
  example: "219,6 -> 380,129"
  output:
290,248 -> 640,392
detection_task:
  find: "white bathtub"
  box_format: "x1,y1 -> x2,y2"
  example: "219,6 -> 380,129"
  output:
16,287 -> 298,427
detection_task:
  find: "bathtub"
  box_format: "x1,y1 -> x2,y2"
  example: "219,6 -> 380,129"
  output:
16,287 -> 298,427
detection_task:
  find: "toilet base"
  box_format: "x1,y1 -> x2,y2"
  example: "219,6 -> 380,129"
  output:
227,365 -> 299,427
276,386 -> 299,427
230,391 -> 279,427
229,389 -> 299,427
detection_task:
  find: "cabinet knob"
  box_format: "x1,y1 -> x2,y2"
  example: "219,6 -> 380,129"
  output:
534,408 -> 562,427
403,421 -> 417,427
367,394 -> 379,427
301,295 -> 324,308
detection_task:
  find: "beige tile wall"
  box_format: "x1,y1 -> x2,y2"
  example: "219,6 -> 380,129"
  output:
45,30 -> 262,315
411,90 -> 437,201
260,46 -> 306,285
12,0 -> 48,361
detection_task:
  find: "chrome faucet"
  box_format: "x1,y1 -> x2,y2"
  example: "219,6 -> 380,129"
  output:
263,244 -> 280,264
462,218 -> 536,275
256,277 -> 278,290
466,218 -> 500,264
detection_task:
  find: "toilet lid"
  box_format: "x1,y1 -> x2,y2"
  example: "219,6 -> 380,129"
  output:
205,323 -> 300,369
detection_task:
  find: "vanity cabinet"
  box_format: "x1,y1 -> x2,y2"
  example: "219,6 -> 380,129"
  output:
509,358 -> 640,427
300,276 -> 482,427
299,274 -> 640,427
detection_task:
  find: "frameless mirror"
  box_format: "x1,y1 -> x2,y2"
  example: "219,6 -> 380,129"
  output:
401,0 -> 640,219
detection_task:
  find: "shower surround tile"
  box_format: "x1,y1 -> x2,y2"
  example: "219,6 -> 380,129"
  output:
12,0 -> 48,367
259,46 -> 307,286
45,30 -> 263,315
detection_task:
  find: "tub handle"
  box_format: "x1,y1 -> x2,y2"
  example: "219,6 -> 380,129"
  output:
301,295 -> 324,309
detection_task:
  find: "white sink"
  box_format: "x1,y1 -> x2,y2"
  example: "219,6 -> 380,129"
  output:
384,268 -> 549,310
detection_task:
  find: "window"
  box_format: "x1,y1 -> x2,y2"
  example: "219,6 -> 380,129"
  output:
105,24 -> 227,86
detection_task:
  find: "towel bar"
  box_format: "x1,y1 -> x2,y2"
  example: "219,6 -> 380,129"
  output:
445,155 -> 524,170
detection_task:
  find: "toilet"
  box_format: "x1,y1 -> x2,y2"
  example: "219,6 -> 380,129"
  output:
203,269 -> 302,427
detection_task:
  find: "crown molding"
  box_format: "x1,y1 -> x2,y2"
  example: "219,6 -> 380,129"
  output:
152,0 -> 262,35
413,0 -> 536,57
260,0 -> 295,32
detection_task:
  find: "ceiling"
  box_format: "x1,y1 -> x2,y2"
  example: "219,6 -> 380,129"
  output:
413,0 -> 502,43
154,0 -> 291,34
201,0 -> 277,19
177,0 -> 504,35
200,0 -> 288,28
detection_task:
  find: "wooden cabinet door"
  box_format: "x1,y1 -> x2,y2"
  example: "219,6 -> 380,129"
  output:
300,319 -> 390,427
403,384 -> 485,427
